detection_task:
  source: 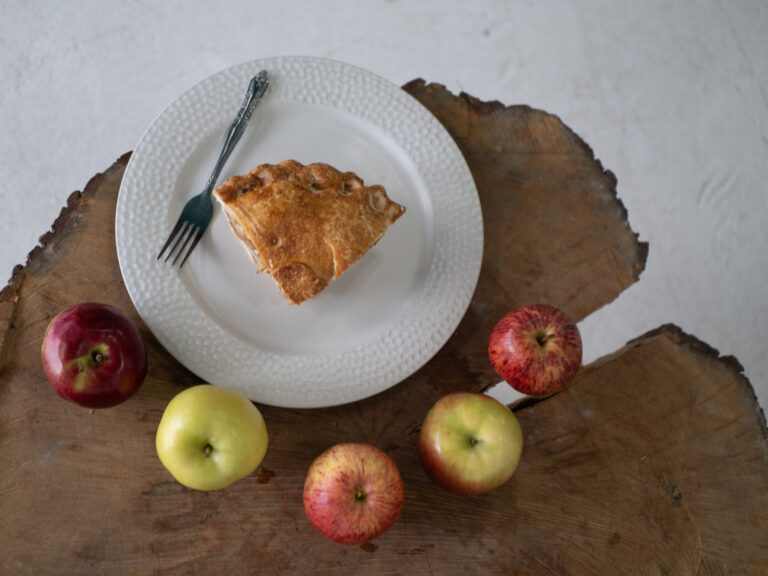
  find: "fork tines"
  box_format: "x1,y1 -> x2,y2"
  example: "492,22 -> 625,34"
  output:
157,221 -> 204,268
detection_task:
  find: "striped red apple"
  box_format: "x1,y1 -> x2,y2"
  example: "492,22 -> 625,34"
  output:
489,304 -> 582,397
303,443 -> 404,545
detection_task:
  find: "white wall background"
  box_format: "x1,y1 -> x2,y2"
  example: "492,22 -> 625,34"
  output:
2,1 -> 766,409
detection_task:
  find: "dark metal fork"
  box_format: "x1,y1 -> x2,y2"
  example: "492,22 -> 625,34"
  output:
158,70 -> 270,267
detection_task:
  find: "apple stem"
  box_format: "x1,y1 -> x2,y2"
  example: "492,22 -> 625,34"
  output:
355,490 -> 365,502
536,333 -> 555,346
469,438 -> 479,447
204,444 -> 213,458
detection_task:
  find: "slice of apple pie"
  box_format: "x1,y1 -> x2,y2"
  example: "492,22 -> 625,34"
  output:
213,160 -> 406,305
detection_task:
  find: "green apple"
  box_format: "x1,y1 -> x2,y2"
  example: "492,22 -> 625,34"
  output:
156,384 -> 268,491
418,392 -> 523,495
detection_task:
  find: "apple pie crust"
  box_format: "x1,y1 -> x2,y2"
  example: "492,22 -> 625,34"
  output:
213,160 -> 406,305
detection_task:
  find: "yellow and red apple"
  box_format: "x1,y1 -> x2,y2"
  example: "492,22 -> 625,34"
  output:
419,392 -> 523,495
303,443 -> 404,545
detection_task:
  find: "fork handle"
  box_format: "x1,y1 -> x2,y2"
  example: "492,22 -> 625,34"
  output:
203,70 -> 270,194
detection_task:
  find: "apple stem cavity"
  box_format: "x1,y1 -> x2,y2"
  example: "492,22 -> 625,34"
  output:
535,331 -> 555,346
88,343 -> 110,367
354,489 -> 366,502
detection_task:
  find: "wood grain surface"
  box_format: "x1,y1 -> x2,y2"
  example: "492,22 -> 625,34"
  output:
1,83 -> 765,575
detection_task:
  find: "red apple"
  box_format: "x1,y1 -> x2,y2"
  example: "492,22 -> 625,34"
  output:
41,303 -> 148,408
489,303 -> 582,397
303,443 -> 404,545
419,392 -> 523,495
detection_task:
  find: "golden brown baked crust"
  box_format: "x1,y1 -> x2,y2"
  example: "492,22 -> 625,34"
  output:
213,160 -> 406,304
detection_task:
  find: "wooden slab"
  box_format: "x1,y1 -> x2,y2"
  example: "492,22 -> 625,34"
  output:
404,80 -> 648,322
3,84 -> 764,575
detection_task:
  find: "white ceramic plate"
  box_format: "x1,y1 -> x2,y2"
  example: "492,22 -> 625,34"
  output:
116,56 -> 482,408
